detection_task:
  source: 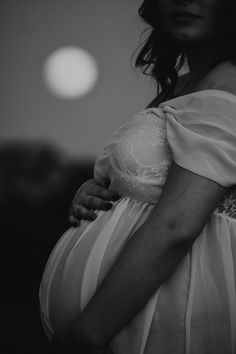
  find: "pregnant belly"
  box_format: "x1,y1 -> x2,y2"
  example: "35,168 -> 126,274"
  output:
39,197 -> 154,338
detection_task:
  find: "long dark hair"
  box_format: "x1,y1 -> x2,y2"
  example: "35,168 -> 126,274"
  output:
135,0 -> 236,100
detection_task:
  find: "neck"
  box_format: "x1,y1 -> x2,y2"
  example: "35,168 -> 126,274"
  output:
183,38 -> 226,88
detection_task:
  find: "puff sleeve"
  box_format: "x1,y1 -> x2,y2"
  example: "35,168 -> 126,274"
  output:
160,91 -> 236,186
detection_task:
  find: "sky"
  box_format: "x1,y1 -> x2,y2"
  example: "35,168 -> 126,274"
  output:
0,0 -> 156,160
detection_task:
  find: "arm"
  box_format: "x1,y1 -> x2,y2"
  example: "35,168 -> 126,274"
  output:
61,163 -> 227,350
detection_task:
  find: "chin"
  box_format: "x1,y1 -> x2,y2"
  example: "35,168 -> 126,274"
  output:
170,29 -> 207,46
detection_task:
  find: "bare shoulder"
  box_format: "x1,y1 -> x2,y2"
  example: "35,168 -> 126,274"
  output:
195,61 -> 236,96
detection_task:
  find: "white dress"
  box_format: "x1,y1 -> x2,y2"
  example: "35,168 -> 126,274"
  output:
39,90 -> 236,354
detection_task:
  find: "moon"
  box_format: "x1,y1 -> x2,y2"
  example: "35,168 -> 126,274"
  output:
43,46 -> 99,99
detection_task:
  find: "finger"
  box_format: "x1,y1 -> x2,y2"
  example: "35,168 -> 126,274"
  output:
68,214 -> 80,227
95,177 -> 111,188
88,185 -> 120,201
72,205 -> 97,221
83,195 -> 114,211
78,179 -> 120,201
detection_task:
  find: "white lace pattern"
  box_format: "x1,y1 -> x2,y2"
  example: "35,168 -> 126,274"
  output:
94,108 -> 172,204
94,107 -> 236,217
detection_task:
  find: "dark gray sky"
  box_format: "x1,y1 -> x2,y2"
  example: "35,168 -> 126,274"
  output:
0,0 -> 155,159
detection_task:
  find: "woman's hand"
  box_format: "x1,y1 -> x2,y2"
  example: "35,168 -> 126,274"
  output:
69,178 -> 120,226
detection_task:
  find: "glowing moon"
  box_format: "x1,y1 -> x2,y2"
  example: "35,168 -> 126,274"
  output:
43,46 -> 99,99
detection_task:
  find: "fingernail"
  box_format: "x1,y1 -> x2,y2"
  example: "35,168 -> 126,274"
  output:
89,212 -> 97,220
72,221 -> 80,227
112,194 -> 120,201
105,203 -> 113,210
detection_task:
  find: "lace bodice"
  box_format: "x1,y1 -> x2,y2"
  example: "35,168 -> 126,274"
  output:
94,108 -> 171,204
94,92 -> 236,217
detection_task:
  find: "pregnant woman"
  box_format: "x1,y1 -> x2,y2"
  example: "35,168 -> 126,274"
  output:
40,0 -> 236,353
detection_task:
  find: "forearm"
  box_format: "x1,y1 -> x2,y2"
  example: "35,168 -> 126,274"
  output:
70,164 -> 226,349
77,213 -> 193,347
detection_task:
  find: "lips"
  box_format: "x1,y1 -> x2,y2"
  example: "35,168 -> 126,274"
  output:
172,12 -> 201,19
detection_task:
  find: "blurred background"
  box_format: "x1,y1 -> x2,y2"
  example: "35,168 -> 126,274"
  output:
0,0 -> 155,352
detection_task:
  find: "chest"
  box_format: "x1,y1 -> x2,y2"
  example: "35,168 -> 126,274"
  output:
94,109 -> 173,203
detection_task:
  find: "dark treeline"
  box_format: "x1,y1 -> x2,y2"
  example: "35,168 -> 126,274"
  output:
0,142 -> 93,353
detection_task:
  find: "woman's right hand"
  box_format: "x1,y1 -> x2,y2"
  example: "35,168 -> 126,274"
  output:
69,177 -> 120,226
